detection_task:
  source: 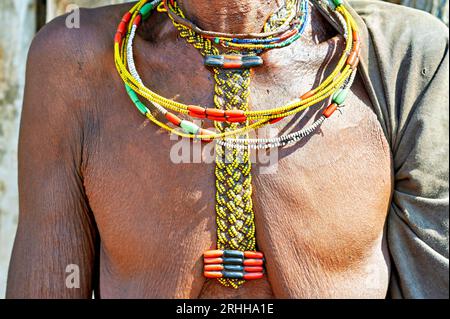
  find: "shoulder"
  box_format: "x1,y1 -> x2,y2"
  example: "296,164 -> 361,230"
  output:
351,0 -> 449,58
21,4 -> 134,135
349,1 -> 448,149
23,3 -> 134,121
350,0 -> 448,107
27,3 -> 133,76
350,0 -> 447,33
351,0 -> 448,70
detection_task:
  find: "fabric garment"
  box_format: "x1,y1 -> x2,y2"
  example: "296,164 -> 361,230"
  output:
395,0 -> 448,25
315,0 -> 449,298
214,68 -> 255,289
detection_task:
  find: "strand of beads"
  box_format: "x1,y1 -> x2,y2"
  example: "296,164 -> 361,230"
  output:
162,0 -> 300,40
125,1 -> 306,121
210,0 -> 310,51
125,6 -> 216,138
177,0 -> 310,51
161,0 -> 310,61
216,69 -> 357,150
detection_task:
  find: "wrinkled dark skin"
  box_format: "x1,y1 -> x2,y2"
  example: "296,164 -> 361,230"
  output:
7,0 -> 393,298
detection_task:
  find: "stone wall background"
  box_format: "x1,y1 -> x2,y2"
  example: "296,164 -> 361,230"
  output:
0,0 -> 448,298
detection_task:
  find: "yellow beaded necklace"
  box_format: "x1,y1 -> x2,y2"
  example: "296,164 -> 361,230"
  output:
114,0 -> 361,141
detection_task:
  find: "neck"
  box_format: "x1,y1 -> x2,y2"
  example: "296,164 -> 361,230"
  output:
177,0 -> 283,34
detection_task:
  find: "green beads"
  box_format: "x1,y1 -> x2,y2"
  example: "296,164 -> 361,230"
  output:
332,88 -> 349,105
135,101 -> 150,115
140,3 -> 154,20
126,84 -> 149,115
126,85 -> 139,102
331,0 -> 343,6
180,120 -> 200,134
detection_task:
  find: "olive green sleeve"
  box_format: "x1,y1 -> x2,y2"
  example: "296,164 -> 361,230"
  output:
388,42 -> 449,299
350,0 -> 449,298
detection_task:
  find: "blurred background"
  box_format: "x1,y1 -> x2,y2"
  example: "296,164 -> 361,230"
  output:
0,0 -> 448,298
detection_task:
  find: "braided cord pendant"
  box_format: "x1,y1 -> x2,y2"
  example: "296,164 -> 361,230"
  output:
163,0 -> 289,288
213,68 -> 256,288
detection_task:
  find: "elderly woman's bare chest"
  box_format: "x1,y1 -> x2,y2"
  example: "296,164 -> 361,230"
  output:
83,37 -> 393,298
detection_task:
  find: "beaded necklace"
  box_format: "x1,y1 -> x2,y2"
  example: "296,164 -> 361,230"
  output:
164,0 -> 309,51
114,0 -> 361,141
125,0 -> 309,136
113,0 -> 361,288
164,0 -> 300,39
125,1 -> 356,149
